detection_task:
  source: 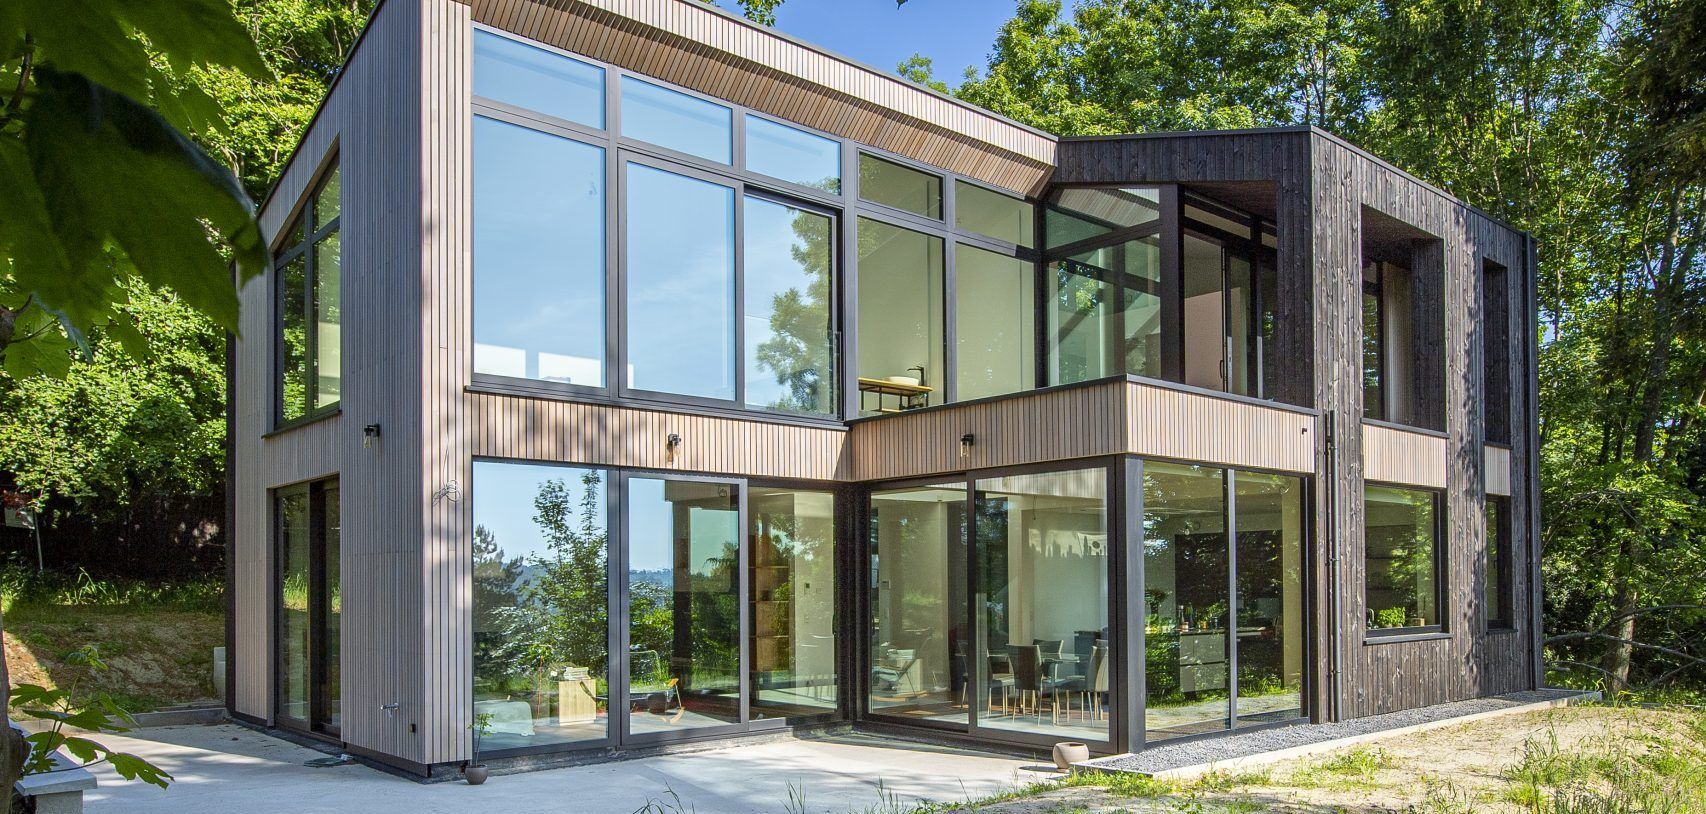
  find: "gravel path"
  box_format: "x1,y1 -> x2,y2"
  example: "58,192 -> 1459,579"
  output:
1085,689 -> 1590,774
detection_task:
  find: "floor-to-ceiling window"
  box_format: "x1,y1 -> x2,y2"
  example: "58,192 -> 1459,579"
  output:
471,462 -> 611,751
1141,461 -> 1306,741
625,476 -> 743,735
749,487 -> 838,719
867,483 -> 968,723
471,464 -> 840,756
973,468 -> 1110,741
275,477 -> 340,736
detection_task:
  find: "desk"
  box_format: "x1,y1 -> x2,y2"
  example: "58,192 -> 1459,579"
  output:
857,377 -> 933,413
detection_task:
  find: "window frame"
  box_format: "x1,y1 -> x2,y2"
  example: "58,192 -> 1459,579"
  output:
273,159 -> 342,430
468,24 -> 1044,423
271,476 -> 340,738
1362,482 -> 1448,640
1485,493 -> 1515,631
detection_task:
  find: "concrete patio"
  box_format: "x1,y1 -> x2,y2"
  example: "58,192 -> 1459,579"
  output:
81,724 -> 1056,814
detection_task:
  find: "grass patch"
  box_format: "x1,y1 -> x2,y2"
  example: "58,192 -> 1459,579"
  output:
0,566 -> 222,616
1287,746 -> 1395,789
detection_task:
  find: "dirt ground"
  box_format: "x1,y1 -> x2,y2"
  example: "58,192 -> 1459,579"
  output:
5,606 -> 223,712
967,704 -> 1701,813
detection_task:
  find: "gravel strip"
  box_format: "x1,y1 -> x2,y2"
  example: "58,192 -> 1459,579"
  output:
1086,689 -> 1590,774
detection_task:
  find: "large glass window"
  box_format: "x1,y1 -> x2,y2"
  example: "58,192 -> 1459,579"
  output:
859,154 -> 941,219
625,163 -> 736,399
1364,485 -> 1442,634
749,487 -> 837,719
626,477 -> 742,734
856,219 -> 945,415
956,181 -> 1034,247
471,462 -> 610,751
275,166 -> 340,423
472,29 -> 604,128
1142,463 -> 1231,739
473,117 -> 606,386
620,77 -> 733,164
1482,261 -> 1512,444
1362,263 -> 1389,421
974,469 -> 1109,740
1231,472 -> 1305,728
1486,495 -> 1513,630
955,245 -> 1036,401
1049,235 -> 1162,384
868,483 -> 968,724
744,198 -> 835,415
746,116 -> 841,194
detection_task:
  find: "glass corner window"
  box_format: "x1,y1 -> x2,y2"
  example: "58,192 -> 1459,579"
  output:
472,29 -> 605,129
858,153 -> 941,219
620,76 -> 733,165
276,164 -> 341,424
745,115 -> 841,194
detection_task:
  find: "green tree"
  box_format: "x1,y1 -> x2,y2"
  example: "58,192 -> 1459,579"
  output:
0,0 -> 272,792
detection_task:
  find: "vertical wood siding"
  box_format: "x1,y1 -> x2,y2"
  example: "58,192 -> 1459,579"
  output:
453,0 -> 1056,195
468,395 -> 849,480
237,0 -> 428,763
1055,129 -> 1539,722
1362,423 -> 1448,489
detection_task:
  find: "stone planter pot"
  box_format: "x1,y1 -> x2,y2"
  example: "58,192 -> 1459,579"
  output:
465,764 -> 490,785
1052,742 -> 1089,771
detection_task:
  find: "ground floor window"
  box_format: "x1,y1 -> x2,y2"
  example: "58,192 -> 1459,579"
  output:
471,462 -> 838,756
471,462 -> 611,751
1364,484 -> 1443,635
1486,494 -> 1513,630
867,467 -> 1114,746
1141,464 -> 1306,741
275,477 -> 340,736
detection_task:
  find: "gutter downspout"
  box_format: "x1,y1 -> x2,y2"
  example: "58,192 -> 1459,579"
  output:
1325,410 -> 1342,722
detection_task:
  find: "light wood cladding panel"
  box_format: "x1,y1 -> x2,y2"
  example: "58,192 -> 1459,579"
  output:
237,0 -> 428,765
1485,445 -> 1512,497
1362,423 -> 1447,489
458,0 -> 1056,194
467,395 -> 849,480
1125,381 -> 1317,473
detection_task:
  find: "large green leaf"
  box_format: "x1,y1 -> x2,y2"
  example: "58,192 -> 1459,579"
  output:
22,67 -> 265,334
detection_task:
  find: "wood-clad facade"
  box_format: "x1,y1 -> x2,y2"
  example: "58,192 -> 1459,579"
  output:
232,0 -> 1541,775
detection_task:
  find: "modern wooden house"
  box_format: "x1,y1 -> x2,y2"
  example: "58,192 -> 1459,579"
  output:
230,0 -> 1541,777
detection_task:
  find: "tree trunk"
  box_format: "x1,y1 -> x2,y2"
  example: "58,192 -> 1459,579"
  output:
0,602 -> 33,802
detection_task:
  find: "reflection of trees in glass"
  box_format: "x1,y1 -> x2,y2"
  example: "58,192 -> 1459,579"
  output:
279,255 -> 308,420
754,208 -> 833,413
471,524 -> 521,688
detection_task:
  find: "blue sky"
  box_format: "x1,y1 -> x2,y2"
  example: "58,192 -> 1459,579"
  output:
713,0 -> 1023,84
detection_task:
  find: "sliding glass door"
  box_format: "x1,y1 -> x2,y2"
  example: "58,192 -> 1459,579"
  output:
867,483 -> 969,725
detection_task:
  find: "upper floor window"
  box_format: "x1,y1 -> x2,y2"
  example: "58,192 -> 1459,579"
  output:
955,180 -> 1033,247
276,165 -> 341,424
472,116 -> 606,387
620,77 -> 733,164
745,115 -> 840,194
1043,186 -> 1282,401
472,29 -> 604,129
859,154 -> 941,219
1481,260 -> 1512,444
1361,209 -> 1444,429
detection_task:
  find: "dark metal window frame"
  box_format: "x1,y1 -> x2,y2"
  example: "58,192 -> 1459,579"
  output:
467,457 -> 848,761
272,157 -> 342,430
1126,456 -> 1314,749
1485,493 -> 1516,631
856,457 -> 1124,754
1362,481 -> 1448,640
468,24 -> 1038,425
271,476 -> 340,739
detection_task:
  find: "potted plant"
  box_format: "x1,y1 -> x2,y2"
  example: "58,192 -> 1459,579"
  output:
466,713 -> 493,785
